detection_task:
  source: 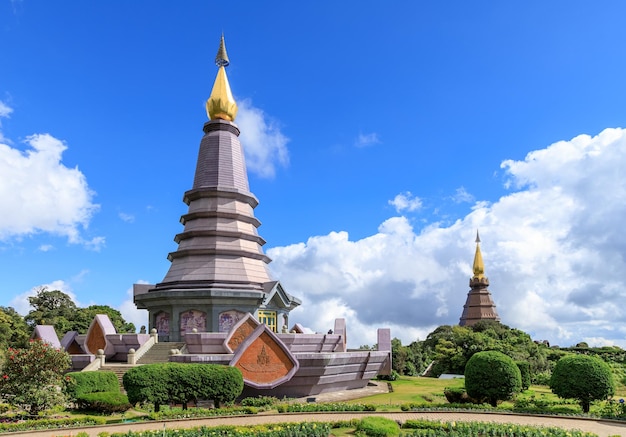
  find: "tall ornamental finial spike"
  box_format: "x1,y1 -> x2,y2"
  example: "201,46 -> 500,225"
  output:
206,34 -> 238,121
472,231 -> 485,279
215,33 -> 230,67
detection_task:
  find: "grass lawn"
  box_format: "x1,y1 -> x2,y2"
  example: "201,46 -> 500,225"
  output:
348,376 -> 464,406
349,375 -> 626,413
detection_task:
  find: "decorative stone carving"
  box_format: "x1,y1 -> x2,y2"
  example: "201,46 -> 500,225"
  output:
224,313 -> 260,353
229,323 -> 299,389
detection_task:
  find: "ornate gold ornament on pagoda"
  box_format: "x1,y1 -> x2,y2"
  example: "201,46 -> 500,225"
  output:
206,34 -> 238,121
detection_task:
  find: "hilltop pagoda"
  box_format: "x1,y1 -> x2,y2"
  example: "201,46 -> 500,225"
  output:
134,36 -> 301,341
459,232 -> 500,326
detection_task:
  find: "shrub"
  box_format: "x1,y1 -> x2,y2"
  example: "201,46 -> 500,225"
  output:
0,339 -> 71,415
377,370 -> 399,381
356,416 -> 400,437
532,370 -> 552,386
516,361 -> 531,391
65,371 -> 120,399
123,363 -> 169,412
76,391 -> 131,414
443,387 -> 476,404
279,402 -> 376,413
195,364 -> 243,408
123,363 -> 243,411
240,395 -> 278,408
550,354 -> 615,413
464,350 -> 522,407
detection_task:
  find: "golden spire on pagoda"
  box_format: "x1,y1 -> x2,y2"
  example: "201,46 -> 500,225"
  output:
472,230 -> 485,279
206,34 -> 238,121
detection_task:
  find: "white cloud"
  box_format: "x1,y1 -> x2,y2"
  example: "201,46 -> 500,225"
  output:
0,131 -> 103,247
0,101 -> 13,118
236,99 -> 289,179
118,284 -> 149,332
118,212 -> 135,223
269,128 -> 626,349
355,132 -> 381,148
388,191 -> 423,213
452,186 -> 474,204
0,100 -> 13,144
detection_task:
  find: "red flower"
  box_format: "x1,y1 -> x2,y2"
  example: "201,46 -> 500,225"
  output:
2,375 -> 7,380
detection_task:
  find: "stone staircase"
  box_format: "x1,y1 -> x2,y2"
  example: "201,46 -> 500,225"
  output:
98,342 -> 185,392
136,342 -> 185,364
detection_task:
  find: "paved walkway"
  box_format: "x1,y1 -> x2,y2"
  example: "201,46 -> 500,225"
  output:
6,411 -> 626,437
5,383 -> 626,437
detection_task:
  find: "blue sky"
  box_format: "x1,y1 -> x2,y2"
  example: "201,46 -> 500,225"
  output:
3,1 -> 626,348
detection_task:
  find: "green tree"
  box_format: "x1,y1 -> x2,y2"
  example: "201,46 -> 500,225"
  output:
391,338 -> 408,375
419,322 -> 550,377
0,339 -> 71,415
550,354 -> 614,413
0,307 -> 29,349
465,350 -> 522,407
24,288 -> 136,336
74,305 -> 136,333
24,288 -> 77,334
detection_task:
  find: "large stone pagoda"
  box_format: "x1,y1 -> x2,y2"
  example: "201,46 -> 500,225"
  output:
134,36 -> 301,341
459,232 -> 500,326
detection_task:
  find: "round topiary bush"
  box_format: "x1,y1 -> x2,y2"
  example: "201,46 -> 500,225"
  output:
550,354 -> 614,413
464,351 -> 522,407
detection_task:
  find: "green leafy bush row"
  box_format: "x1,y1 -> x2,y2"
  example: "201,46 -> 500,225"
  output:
240,395 -> 279,408
147,405 -> 258,420
100,418 -> 598,437
401,419 -> 598,436
65,371 -> 120,398
0,416 -> 106,433
277,402 -> 376,413
400,402 -> 495,412
105,422 -> 331,436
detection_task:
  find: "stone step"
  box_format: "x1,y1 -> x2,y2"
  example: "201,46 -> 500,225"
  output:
99,364 -> 135,393
136,342 -> 185,364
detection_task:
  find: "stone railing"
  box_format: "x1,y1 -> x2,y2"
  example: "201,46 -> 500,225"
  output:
127,329 -> 158,365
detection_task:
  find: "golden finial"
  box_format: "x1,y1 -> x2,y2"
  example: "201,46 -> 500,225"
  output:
206,34 -> 238,121
472,230 -> 485,279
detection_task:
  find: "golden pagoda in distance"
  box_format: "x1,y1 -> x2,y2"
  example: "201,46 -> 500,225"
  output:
459,231 -> 500,326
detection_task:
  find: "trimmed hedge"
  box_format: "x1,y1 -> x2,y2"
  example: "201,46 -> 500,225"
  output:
75,391 -> 132,413
65,371 -> 120,398
0,416 -> 106,433
240,395 -> 278,408
277,402 -> 376,413
108,422 -> 331,437
123,363 -> 243,411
